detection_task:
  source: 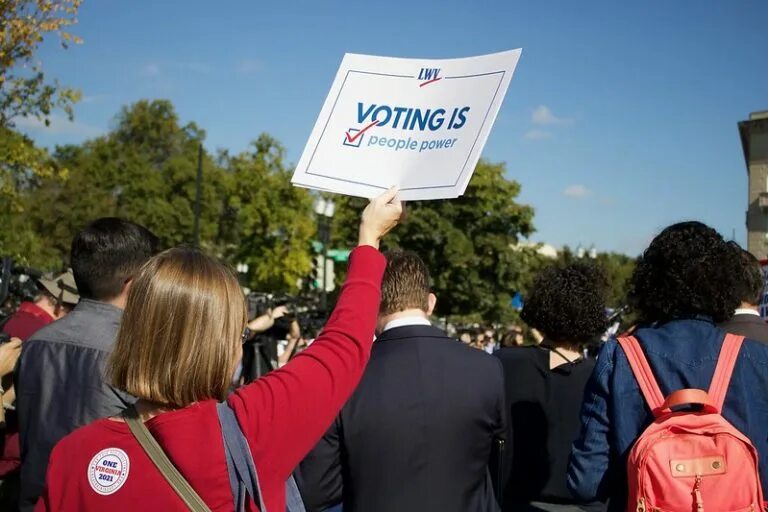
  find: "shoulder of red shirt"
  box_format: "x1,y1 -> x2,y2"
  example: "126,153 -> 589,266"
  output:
3,302 -> 54,341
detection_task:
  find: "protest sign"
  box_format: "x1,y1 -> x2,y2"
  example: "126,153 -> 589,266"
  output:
291,49 -> 522,200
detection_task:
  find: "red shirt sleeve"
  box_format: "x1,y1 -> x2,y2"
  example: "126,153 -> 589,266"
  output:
228,245 -> 385,481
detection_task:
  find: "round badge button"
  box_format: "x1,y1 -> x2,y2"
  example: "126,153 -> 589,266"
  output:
87,448 -> 130,496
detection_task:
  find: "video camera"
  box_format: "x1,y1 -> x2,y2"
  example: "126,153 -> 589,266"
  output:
246,292 -> 328,338
0,257 -> 43,323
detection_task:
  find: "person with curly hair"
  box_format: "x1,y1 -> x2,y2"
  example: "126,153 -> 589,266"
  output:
495,263 -> 608,511
568,221 -> 768,511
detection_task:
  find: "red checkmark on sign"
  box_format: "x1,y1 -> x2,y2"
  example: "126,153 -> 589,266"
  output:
345,120 -> 379,143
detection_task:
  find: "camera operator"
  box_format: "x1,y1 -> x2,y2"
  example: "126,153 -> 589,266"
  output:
277,317 -> 304,367
2,271 -> 79,342
247,304 -> 290,334
242,307 -> 305,381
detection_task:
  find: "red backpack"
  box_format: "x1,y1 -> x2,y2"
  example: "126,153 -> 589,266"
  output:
617,334 -> 765,512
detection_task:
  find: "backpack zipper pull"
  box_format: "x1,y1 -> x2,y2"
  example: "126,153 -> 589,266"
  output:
637,497 -> 646,512
694,474 -> 704,512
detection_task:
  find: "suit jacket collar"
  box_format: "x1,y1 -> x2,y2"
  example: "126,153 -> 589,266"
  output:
727,313 -> 767,325
376,324 -> 449,343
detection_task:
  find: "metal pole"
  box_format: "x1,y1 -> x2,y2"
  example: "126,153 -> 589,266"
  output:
321,219 -> 329,311
193,143 -> 203,248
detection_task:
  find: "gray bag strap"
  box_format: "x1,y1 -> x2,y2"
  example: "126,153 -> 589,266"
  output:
217,401 -> 266,512
123,405 -> 211,512
217,401 -> 306,512
284,476 -> 306,512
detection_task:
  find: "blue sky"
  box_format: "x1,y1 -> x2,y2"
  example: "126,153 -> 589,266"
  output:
19,0 -> 768,254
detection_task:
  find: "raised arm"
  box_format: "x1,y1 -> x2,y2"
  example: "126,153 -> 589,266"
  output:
228,188 -> 403,481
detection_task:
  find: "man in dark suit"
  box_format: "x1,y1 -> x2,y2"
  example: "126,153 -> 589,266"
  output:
296,250 -> 506,512
720,247 -> 768,344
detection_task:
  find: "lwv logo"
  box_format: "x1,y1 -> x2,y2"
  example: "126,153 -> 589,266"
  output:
418,68 -> 441,87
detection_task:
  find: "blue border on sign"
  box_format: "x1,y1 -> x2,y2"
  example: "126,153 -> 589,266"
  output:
304,70 -> 506,192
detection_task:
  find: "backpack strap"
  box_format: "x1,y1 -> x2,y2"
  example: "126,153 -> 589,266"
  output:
617,336 -> 665,415
217,402 -> 267,512
285,476 -> 306,512
708,334 -> 745,413
216,402 -> 307,512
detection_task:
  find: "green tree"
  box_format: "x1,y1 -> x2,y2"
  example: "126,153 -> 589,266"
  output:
593,251 -> 636,309
1,0 -> 82,127
26,100 -> 227,262
22,100 -> 316,290
556,246 -> 636,309
331,160 -> 536,322
0,127 -> 64,266
222,134 -> 315,292
0,0 -> 82,264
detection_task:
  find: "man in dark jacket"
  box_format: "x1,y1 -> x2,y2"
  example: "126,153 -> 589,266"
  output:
296,250 -> 506,512
15,218 -> 157,511
719,247 -> 768,344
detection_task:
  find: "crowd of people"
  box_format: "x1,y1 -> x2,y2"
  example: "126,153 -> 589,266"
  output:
0,188 -> 767,511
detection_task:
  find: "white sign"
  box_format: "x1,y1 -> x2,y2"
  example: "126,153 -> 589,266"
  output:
291,49 -> 522,200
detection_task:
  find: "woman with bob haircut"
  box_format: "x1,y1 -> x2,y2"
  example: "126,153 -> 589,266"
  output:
36,188 -> 403,511
495,262 -> 608,512
567,221 -> 768,511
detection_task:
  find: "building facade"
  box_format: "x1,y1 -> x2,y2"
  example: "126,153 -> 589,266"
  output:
739,111 -> 768,260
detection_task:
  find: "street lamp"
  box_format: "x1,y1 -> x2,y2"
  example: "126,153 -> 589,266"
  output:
314,197 -> 336,310
314,197 -> 336,218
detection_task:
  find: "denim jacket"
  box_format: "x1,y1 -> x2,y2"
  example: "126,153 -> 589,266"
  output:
567,318 -> 768,511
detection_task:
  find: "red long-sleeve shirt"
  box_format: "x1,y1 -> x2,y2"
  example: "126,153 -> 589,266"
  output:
36,245 -> 385,511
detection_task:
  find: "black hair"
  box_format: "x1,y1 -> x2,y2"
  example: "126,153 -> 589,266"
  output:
731,245 -> 764,307
629,221 -> 742,323
521,262 -> 608,346
71,218 -> 159,301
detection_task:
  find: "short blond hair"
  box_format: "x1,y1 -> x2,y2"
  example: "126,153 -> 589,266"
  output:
108,247 -> 247,408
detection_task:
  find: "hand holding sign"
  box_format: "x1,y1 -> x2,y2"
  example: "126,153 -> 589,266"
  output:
358,186 -> 404,249
292,49 -> 522,200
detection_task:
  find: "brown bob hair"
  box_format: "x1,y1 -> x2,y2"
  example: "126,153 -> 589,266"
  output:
108,247 -> 247,408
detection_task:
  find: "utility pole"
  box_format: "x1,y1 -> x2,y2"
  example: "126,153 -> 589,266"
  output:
193,143 -> 203,248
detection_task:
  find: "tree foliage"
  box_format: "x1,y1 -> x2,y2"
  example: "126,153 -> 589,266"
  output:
331,160 -> 536,322
593,252 -> 636,308
0,0 -> 82,127
220,134 -> 315,292
0,127 -> 65,266
13,100 -> 316,291
557,246 -> 637,309
0,93 -> 638,318
1,0 -> 82,256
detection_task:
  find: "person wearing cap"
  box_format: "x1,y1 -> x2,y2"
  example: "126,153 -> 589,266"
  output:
2,271 -> 79,342
0,272 -> 78,508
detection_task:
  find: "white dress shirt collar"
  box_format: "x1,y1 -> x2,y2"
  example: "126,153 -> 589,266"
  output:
734,308 -> 761,317
382,315 -> 432,332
